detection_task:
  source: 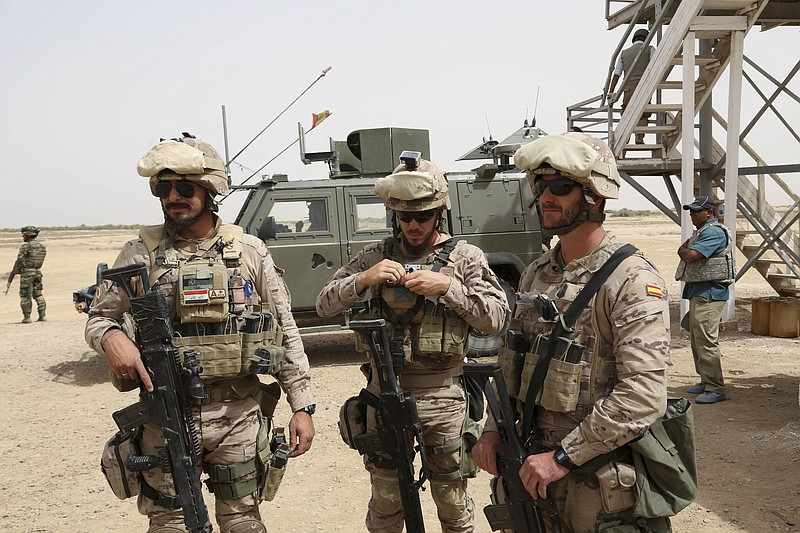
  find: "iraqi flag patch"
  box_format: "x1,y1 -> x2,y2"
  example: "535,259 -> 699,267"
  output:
646,284 -> 665,298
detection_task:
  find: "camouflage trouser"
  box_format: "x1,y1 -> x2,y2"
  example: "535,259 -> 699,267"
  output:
138,396 -> 265,532
543,467 -> 672,533
19,271 -> 45,318
364,381 -> 476,533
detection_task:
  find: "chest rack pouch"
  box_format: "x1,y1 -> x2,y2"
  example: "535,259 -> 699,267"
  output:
177,261 -> 229,324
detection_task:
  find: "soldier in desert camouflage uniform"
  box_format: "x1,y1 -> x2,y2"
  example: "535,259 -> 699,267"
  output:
13,226 -> 47,323
316,154 -> 509,533
473,132 -> 672,532
86,133 -> 315,533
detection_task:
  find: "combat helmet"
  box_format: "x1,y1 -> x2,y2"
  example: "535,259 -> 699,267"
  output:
514,132 -> 620,236
21,226 -> 40,237
374,151 -> 451,211
514,132 -> 620,199
137,133 -> 229,197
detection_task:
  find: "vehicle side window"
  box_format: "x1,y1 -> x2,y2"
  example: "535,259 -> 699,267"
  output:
269,199 -> 329,233
355,196 -> 391,231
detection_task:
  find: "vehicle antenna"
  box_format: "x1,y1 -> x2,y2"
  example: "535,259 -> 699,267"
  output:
484,113 -> 493,141
217,138 -> 300,204
531,86 -> 540,128
226,66 -> 332,166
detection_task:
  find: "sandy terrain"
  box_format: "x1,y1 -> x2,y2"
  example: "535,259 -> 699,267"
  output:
0,214 -> 798,532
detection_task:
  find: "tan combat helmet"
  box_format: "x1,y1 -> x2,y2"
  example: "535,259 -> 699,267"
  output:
514,132 -> 621,199
514,132 -> 621,236
374,151 -> 451,211
137,133 -> 229,196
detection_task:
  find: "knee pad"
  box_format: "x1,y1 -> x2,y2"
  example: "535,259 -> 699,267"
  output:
370,476 -> 402,516
221,517 -> 267,533
430,479 -> 470,520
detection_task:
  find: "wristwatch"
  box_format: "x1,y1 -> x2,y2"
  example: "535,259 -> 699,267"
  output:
297,404 -> 316,416
553,446 -> 577,471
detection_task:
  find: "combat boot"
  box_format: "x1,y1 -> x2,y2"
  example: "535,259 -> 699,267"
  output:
37,311 -> 46,322
22,315 -> 31,324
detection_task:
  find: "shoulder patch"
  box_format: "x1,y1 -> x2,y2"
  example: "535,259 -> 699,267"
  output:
645,284 -> 665,298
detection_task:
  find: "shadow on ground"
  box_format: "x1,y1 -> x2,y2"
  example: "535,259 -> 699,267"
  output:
47,349 -> 110,387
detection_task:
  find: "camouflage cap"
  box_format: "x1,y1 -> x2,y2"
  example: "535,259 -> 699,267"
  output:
137,135 -> 229,196
374,159 -> 451,211
21,225 -> 39,236
514,132 -> 621,199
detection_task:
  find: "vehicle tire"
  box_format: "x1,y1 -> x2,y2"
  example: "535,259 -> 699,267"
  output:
467,279 -> 517,357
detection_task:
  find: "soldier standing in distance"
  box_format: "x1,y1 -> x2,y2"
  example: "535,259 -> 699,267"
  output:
607,28 -> 656,144
86,133 -> 315,533
316,154 -> 509,533
13,226 -> 47,323
472,133 -> 672,531
676,196 -> 732,405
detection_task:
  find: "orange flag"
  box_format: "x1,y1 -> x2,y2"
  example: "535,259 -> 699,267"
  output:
311,110 -> 332,130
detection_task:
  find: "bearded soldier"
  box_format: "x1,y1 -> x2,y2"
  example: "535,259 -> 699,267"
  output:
86,133 -> 315,533
317,153 -> 509,532
12,226 -> 47,323
473,133 -> 672,532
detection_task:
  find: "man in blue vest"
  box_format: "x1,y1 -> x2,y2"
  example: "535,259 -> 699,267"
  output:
676,196 -> 733,404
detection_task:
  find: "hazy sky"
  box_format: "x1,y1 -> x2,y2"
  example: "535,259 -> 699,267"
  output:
1,1 -> 798,227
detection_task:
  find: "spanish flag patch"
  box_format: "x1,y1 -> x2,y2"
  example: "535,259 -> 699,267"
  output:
646,284 -> 665,298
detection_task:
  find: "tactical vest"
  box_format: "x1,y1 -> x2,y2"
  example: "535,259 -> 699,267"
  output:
675,221 -> 735,284
139,224 -> 284,380
20,241 -> 46,270
621,42 -> 649,83
499,246 -> 636,446
353,237 -> 470,377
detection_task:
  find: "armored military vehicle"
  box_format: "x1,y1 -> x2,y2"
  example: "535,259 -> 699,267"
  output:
234,122 -> 546,352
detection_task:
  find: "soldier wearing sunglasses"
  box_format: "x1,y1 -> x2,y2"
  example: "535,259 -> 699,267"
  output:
472,133 -> 673,532
317,153 -> 509,533
85,133 -> 315,533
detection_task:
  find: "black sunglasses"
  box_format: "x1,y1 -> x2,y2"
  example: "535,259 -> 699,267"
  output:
396,210 -> 437,224
154,181 -> 197,199
533,178 -> 579,197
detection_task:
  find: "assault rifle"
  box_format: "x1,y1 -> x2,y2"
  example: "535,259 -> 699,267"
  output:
4,270 -> 15,295
101,262 -> 213,533
350,319 -> 429,533
463,362 -> 561,533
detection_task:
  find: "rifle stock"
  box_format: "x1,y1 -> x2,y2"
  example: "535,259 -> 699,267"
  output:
350,319 -> 428,533
102,262 -> 212,533
463,363 -> 561,533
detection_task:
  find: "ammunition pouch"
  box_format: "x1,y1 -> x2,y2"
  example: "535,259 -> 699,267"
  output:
100,427 -> 142,500
500,330 -> 585,413
173,312 -> 285,380
596,461 -> 637,513
415,310 -> 470,358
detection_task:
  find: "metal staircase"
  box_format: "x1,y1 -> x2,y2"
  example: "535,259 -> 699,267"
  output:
569,0 -> 800,296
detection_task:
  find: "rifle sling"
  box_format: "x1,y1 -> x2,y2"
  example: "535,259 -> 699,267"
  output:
521,244 -> 637,441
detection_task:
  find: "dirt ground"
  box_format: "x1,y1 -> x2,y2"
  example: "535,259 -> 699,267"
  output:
0,214 -> 798,532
